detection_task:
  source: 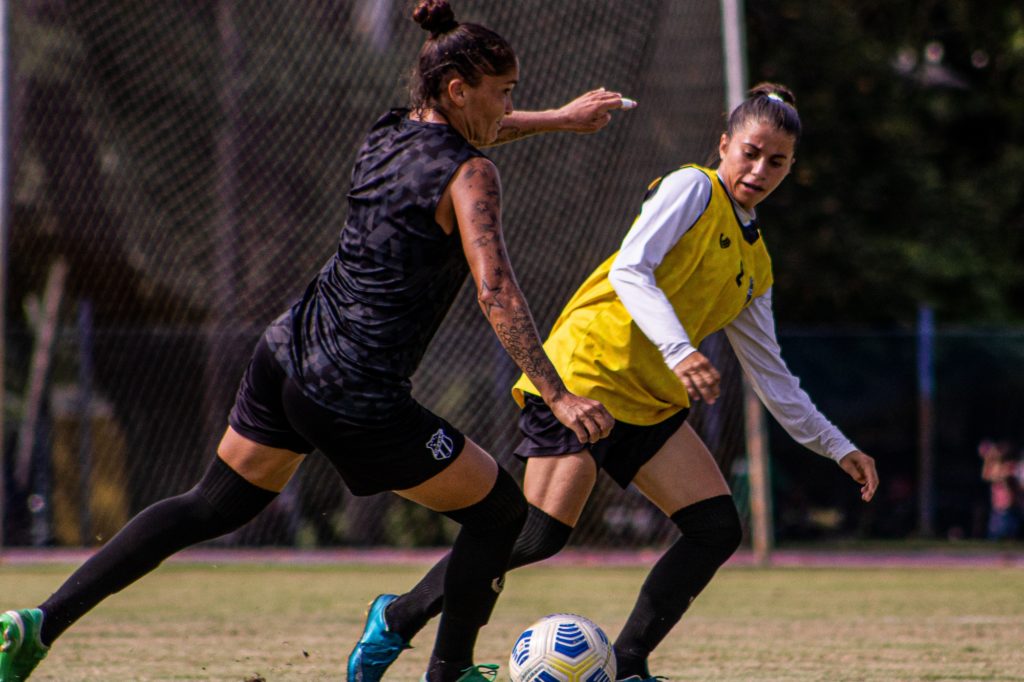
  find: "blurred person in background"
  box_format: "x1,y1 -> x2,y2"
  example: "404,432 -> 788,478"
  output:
0,1 -> 629,680
979,439 -> 1021,540
357,82 -> 880,682
1015,450 -> 1024,534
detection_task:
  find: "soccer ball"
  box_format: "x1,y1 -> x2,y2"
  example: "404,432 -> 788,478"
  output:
508,613 -> 616,682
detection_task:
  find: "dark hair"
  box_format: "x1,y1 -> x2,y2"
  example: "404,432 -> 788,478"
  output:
725,82 -> 801,145
410,0 -> 517,112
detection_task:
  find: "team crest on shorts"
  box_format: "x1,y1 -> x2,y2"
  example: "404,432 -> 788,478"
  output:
426,428 -> 455,460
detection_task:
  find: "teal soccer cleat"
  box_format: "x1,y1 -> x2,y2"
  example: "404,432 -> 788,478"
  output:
0,610 -> 48,682
347,594 -> 410,681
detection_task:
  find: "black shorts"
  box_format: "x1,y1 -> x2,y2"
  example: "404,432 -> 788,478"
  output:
228,337 -> 466,496
513,394 -> 689,488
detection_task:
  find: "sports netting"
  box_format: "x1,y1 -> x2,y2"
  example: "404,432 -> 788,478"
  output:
5,0 -> 743,549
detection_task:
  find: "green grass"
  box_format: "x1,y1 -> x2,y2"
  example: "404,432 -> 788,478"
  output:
3,562 -> 1023,681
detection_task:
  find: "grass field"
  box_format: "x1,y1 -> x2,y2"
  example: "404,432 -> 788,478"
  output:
3,560 -> 1023,681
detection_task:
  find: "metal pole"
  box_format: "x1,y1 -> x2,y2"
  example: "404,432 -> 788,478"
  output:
204,0 -> 242,453
0,0 -> 10,550
77,300 -> 94,545
744,380 -> 773,564
720,0 -> 774,563
917,305 -> 935,536
720,0 -> 749,112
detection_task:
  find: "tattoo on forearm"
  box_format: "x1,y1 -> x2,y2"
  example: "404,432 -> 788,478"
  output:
461,161 -> 554,387
479,277 -> 505,318
494,306 -> 560,388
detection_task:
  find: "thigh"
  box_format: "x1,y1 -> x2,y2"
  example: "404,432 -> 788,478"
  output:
631,422 -> 730,515
512,394 -> 598,525
217,426 -> 306,492
395,438 -> 498,512
523,452 -> 598,527
289,387 -> 469,496
228,336 -> 315,456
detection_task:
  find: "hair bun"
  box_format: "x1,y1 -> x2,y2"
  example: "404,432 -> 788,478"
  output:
749,82 -> 797,108
413,0 -> 459,36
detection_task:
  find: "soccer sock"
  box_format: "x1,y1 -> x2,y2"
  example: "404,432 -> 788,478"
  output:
37,456 -> 276,646
425,467 -> 526,682
613,495 -> 741,679
509,503 -> 574,568
387,503 -> 571,643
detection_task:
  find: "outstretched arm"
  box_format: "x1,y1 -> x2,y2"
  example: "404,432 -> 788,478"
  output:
484,88 -> 631,146
449,156 -> 614,443
724,292 -> 879,502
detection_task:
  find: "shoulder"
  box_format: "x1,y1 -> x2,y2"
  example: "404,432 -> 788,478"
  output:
364,109 -> 409,140
647,166 -> 713,204
667,165 -> 713,188
666,164 -> 714,187
452,156 -> 500,185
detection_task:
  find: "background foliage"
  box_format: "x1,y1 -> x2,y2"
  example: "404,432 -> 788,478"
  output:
747,1 -> 1024,325
5,1 -> 1024,547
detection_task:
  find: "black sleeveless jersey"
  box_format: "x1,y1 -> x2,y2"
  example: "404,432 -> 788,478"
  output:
264,109 -> 485,423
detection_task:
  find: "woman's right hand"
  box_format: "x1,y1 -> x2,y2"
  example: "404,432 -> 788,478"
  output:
673,352 -> 721,404
547,391 -> 614,444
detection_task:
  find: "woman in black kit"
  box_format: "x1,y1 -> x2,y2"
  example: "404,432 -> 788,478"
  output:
0,2 -> 628,681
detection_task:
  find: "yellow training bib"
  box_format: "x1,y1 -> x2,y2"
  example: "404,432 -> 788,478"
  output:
513,165 -> 773,424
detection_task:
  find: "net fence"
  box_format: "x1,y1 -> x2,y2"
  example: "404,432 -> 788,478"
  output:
5,0 -> 736,549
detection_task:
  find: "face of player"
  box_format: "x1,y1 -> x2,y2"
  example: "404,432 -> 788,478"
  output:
450,63 -> 518,146
717,120 -> 796,211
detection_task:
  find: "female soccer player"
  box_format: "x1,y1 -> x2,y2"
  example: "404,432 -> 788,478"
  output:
0,2 -> 622,680
353,82 -> 880,682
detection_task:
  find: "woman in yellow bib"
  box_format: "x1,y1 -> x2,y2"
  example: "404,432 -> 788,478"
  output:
364,83 -> 880,682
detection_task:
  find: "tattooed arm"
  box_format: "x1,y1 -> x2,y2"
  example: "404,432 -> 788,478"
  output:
483,88 -> 629,147
447,156 -> 613,443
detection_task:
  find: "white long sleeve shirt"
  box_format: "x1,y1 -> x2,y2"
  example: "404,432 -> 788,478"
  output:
608,167 -> 856,461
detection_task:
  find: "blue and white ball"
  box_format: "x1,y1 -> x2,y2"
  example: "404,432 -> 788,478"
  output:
508,613 -> 616,682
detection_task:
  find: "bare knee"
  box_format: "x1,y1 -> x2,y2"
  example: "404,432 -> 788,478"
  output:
217,427 -> 304,491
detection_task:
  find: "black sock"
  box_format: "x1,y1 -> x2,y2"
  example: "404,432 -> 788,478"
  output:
424,467 -> 526,681
614,495 -> 741,679
37,457 -> 276,646
387,503 -> 572,643
425,657 -> 472,682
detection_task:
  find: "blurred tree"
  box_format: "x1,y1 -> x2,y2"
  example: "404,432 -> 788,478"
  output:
746,1 -> 1024,326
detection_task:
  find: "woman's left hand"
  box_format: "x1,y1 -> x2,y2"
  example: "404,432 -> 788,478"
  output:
557,88 -> 630,133
838,451 -> 879,502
